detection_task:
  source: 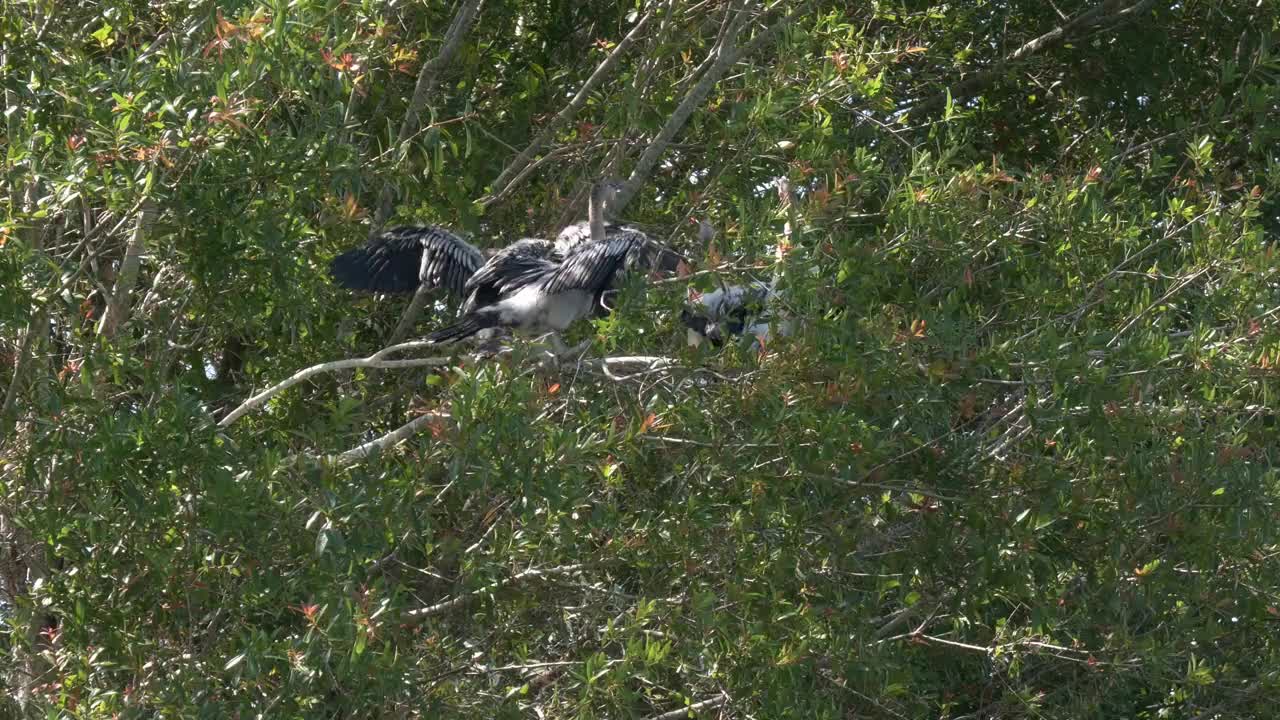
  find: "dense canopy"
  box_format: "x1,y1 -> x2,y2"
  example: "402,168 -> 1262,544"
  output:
2,0 -> 1278,717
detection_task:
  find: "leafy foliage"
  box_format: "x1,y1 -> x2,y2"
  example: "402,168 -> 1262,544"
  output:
2,0 -> 1278,717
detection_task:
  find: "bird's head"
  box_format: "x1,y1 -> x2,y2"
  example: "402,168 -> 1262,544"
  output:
681,307 -> 724,347
690,217 -> 717,244
592,178 -> 626,211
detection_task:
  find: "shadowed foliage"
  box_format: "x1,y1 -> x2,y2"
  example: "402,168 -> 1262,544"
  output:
2,1 -> 1278,717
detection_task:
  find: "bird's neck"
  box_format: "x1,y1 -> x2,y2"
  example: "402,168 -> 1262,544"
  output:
588,195 -> 606,243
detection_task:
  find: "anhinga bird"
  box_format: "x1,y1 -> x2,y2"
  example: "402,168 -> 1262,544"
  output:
458,237 -> 559,315
329,181 -> 628,304
553,179 -> 626,256
681,280 -> 787,348
424,226 -> 684,345
423,180 -> 685,345
329,181 -> 686,348
679,220 -> 793,348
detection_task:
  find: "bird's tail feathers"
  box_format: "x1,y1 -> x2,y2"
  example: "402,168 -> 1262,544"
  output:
425,312 -> 500,344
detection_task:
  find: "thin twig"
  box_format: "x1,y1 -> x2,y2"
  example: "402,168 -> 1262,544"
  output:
482,7 -> 656,206
405,563 -> 587,622
1106,266 -> 1210,347
646,693 -> 730,720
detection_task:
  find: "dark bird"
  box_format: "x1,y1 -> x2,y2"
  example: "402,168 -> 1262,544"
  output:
425,227 -> 685,346
459,237 -> 559,315
423,181 -> 685,347
682,279 -> 792,349
679,218 -> 795,349
329,181 -> 686,350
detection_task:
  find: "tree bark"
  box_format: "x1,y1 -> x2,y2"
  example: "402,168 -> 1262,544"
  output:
371,0 -> 486,231
611,0 -> 804,214
96,199 -> 158,340
481,7 -> 656,208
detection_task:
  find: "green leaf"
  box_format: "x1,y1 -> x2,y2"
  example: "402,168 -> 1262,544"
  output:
91,23 -> 115,48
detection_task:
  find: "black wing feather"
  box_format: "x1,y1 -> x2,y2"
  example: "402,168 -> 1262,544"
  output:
553,220 -> 624,257
461,238 -> 556,314
465,238 -> 554,294
539,231 -> 649,295
329,225 -> 484,298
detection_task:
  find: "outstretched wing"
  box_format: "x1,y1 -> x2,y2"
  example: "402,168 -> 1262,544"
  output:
329,225 -> 484,298
462,238 -> 557,314
552,220 -> 626,257
465,238 -> 555,294
538,231 -> 652,296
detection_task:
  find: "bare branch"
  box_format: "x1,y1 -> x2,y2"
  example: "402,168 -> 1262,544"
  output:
96,199 -> 157,340
0,307 -> 45,443
0,183 -> 45,444
912,0 -> 1166,114
323,410 -> 451,467
646,693 -> 730,720
481,7 -> 657,207
218,341 -> 475,428
371,0 -> 486,229
610,2 -> 751,214
386,287 -> 440,346
405,563 -> 587,622
611,1 -> 805,213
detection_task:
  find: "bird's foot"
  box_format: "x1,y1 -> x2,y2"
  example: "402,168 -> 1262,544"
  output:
534,334 -> 589,365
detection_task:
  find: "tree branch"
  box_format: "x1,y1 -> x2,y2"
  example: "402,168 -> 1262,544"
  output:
371,0 -> 486,229
0,307 -> 45,443
405,563 -> 587,622
386,286 -> 440,346
96,199 -> 157,340
218,341 -> 475,428
322,410 -> 451,467
646,692 -> 730,720
611,0 -> 803,214
382,0 -> 486,348
480,7 -> 656,207
0,180 -> 45,444
912,0 -> 1165,115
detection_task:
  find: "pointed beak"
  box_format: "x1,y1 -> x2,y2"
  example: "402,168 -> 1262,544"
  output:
706,325 -> 724,346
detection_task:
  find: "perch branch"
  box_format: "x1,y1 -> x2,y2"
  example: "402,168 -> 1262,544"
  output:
218,341 -> 474,428
385,0 -> 485,351
96,199 -> 157,340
